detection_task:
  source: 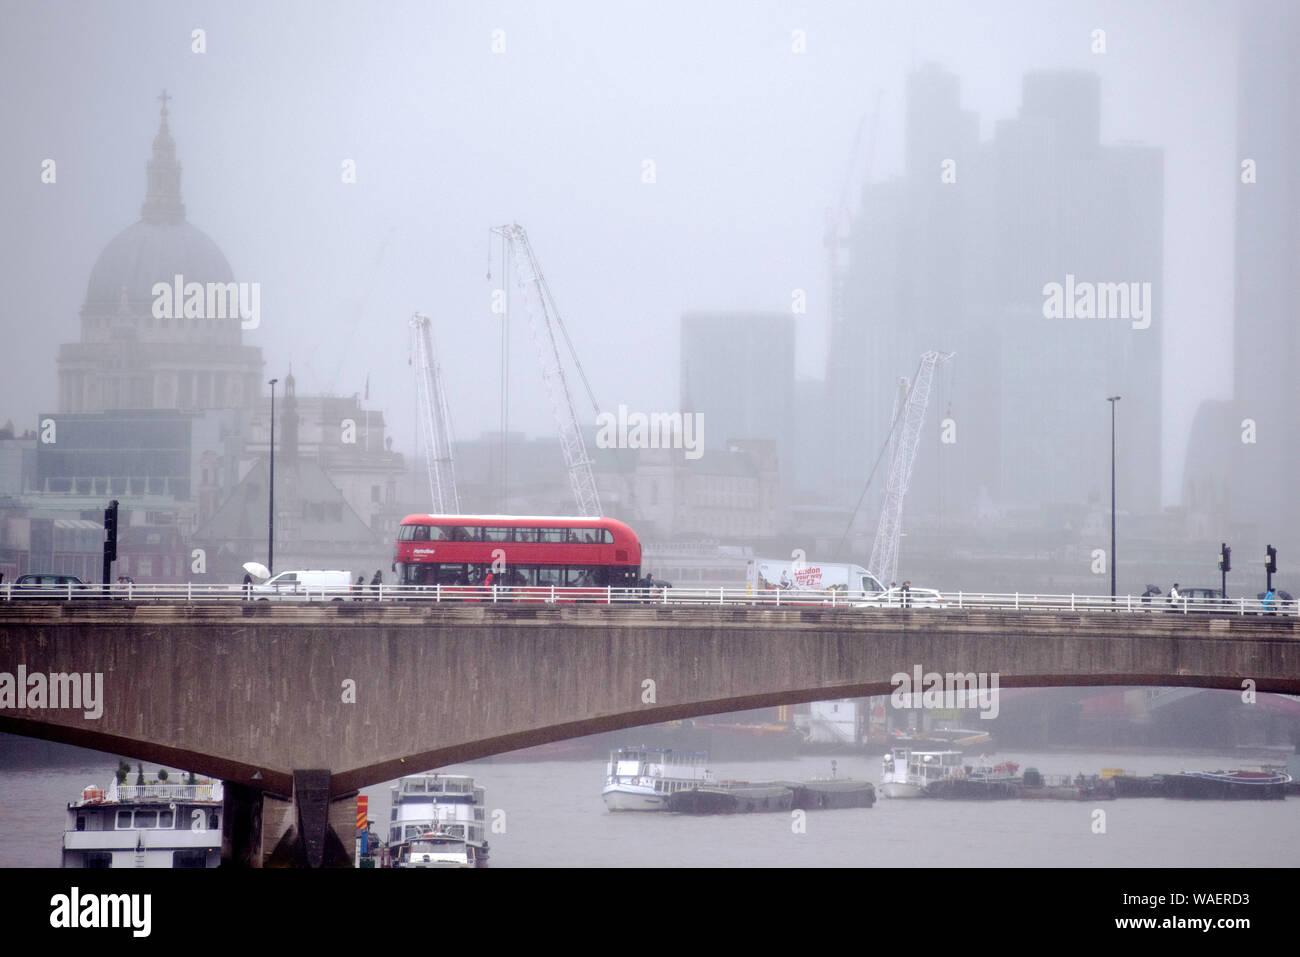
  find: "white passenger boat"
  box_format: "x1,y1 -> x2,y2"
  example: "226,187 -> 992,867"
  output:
879,748 -> 964,798
393,827 -> 477,868
62,777 -> 223,868
602,747 -> 714,810
387,772 -> 489,867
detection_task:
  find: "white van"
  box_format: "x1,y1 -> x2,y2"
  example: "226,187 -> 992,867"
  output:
747,559 -> 884,596
251,569 -> 353,601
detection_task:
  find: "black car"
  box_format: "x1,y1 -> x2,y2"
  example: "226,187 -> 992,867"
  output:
9,574 -> 92,600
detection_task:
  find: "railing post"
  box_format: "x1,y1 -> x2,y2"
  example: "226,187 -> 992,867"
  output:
775,589 -> 780,607
436,584 -> 441,603
832,590 -> 837,608
492,585 -> 497,604
1240,598 -> 1244,616
1015,592 -> 1019,611
958,591 -> 963,609
1071,593 -> 1076,611
187,582 -> 192,602
1127,594 -> 1132,613
607,586 -> 611,604
549,585 -> 555,604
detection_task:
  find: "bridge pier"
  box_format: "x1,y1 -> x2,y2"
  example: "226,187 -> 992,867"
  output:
222,773 -> 356,868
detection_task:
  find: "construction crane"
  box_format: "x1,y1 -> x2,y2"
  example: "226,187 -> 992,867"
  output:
824,92 -> 882,345
869,350 -> 953,587
409,312 -> 461,514
491,224 -> 602,516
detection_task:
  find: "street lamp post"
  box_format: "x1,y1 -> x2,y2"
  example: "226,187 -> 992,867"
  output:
268,378 -> 278,575
1107,395 -> 1121,600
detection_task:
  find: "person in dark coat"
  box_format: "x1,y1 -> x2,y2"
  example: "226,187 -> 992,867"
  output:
243,572 -> 253,600
370,569 -> 383,599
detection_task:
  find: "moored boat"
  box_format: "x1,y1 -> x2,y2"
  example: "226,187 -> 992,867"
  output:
602,747 -> 713,810
62,776 -> 223,868
386,771 -> 490,866
1162,768 -> 1290,800
668,782 -> 797,814
879,748 -> 963,798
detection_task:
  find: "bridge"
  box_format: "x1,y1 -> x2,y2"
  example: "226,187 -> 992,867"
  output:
2,593 -> 1297,865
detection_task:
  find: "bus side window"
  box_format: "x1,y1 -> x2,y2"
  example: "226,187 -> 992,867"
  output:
567,567 -> 599,586
536,566 -> 563,586
413,525 -> 430,541
539,528 -> 565,544
513,528 -> 537,543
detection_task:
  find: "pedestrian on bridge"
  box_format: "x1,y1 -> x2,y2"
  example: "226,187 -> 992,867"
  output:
370,569 -> 383,600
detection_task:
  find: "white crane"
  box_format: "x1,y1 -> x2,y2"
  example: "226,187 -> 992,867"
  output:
825,92 -> 882,344
869,350 -> 953,587
491,224 -> 602,516
409,312 -> 461,514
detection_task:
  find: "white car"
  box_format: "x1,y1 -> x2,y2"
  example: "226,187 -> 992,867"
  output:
855,586 -> 946,609
250,569 -> 354,601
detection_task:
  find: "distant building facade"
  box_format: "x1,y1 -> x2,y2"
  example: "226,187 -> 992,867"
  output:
828,65 -> 1164,524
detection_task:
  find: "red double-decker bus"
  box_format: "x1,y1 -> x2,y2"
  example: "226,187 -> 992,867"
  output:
393,514 -> 643,592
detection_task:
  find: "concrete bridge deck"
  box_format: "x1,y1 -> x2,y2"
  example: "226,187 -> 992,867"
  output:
2,602 -> 1296,864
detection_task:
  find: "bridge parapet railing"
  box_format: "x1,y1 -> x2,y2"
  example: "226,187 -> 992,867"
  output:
1,582 -> 1296,617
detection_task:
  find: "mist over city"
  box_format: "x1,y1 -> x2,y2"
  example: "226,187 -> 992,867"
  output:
0,0 -> 1297,896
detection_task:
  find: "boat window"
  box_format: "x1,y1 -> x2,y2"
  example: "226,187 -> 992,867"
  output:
134,811 -> 158,828
76,816 -> 86,832
158,810 -> 174,828
84,852 -> 112,869
115,811 -> 132,829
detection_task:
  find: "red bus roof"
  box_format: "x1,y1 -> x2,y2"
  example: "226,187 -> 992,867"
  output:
400,514 -> 614,525
397,514 -> 641,540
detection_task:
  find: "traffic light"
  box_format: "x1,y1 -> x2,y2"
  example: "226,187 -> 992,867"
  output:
1265,544 -> 1277,575
1219,543 -> 1231,573
104,500 -> 118,562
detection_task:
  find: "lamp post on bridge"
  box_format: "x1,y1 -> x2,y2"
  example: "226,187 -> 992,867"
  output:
268,377 -> 278,576
1107,396 -> 1121,600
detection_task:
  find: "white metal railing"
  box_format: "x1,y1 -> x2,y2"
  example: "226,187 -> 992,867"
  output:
114,783 -> 218,802
1,582 -> 1296,616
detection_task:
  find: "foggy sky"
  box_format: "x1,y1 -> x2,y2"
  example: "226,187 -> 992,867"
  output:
0,0 -> 1239,504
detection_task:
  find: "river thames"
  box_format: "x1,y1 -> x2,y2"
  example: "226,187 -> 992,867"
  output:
2,743 -> 1296,867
